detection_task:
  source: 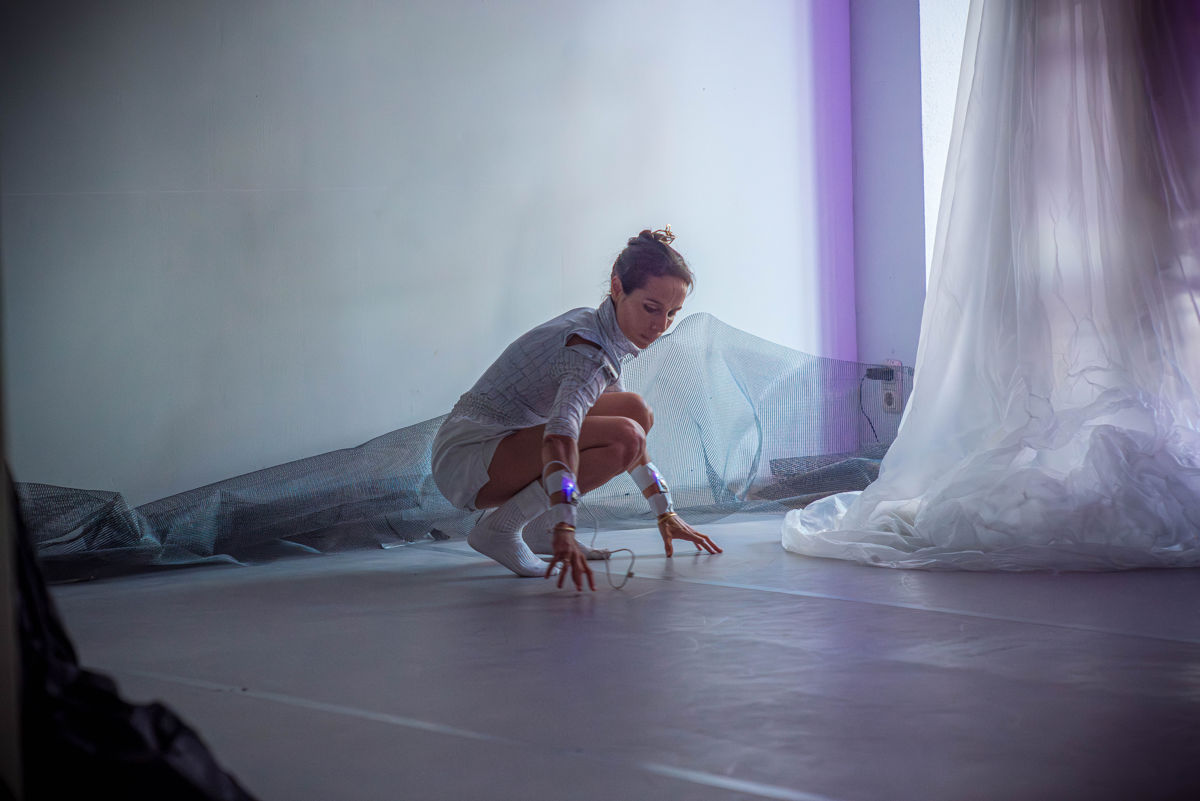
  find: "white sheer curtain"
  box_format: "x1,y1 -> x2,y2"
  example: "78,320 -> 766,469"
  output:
783,0 -> 1200,570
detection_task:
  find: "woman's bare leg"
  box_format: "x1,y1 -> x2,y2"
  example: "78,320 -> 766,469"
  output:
464,419 -> 642,576
588,391 -> 654,436
473,392 -> 654,510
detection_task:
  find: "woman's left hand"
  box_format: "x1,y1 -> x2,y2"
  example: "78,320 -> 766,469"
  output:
657,513 -> 723,557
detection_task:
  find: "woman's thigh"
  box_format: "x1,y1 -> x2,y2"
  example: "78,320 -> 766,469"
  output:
475,414 -> 645,508
588,392 -> 653,431
431,418 -> 515,511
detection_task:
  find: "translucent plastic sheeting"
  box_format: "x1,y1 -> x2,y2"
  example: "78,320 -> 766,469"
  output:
784,0 -> 1200,570
18,313 -> 911,581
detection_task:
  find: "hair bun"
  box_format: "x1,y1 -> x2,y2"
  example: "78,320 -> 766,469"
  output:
612,224 -> 694,296
630,226 -> 675,247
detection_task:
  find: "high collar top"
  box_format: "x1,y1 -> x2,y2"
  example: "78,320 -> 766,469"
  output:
595,296 -> 640,361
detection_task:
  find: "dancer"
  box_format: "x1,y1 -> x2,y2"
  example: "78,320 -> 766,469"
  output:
432,227 -> 722,590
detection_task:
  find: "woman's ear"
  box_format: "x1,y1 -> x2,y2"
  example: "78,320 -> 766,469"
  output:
609,273 -> 623,300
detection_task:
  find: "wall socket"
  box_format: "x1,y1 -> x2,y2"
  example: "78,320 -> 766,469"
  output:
882,359 -> 903,413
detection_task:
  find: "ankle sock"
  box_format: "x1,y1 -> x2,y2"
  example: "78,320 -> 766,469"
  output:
467,482 -> 555,577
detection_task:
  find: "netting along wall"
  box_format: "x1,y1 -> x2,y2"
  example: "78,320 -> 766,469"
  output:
15,313 -> 912,581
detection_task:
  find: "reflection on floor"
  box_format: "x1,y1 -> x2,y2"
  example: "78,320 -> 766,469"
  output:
50,513 -> 1200,801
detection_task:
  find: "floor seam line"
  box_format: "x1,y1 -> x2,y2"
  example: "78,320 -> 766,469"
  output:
646,574 -> 1200,645
403,544 -> 1200,645
105,667 -> 850,801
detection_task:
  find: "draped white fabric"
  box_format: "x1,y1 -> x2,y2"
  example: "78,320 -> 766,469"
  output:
783,0 -> 1200,570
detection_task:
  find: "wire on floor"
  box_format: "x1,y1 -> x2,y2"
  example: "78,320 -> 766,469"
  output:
580,497 -> 636,590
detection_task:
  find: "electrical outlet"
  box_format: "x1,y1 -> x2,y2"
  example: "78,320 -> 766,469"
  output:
882,359 -> 903,413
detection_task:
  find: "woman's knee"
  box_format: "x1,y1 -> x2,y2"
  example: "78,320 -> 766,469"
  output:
611,416 -> 647,468
640,400 -> 655,433
614,392 -> 654,433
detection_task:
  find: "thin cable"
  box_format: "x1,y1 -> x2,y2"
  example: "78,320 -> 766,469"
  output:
858,375 -> 880,441
602,547 -> 636,590
579,496 -> 636,589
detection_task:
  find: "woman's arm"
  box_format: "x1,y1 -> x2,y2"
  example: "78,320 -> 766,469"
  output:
541,434 -> 579,480
629,460 -> 722,557
541,433 -> 594,590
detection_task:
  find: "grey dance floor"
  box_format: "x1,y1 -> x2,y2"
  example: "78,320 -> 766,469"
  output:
50,513 -> 1200,801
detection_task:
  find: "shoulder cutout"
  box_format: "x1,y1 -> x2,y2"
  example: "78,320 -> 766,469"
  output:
565,334 -> 618,382
566,334 -> 602,350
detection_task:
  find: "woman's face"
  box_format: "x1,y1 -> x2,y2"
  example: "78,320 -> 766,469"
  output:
610,273 -> 689,349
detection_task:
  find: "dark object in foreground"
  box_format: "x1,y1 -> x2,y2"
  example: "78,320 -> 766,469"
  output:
11,464 -> 259,800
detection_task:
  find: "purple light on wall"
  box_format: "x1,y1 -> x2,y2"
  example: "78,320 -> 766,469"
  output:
808,0 -> 857,363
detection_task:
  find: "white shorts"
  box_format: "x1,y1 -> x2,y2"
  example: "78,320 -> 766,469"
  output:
431,416 -> 516,511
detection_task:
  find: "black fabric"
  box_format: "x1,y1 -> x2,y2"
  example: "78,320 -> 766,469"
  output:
12,469 -> 258,800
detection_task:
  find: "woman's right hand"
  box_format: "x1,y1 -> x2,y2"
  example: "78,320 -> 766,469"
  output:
546,523 -> 596,591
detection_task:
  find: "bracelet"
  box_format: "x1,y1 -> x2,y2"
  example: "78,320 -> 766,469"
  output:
552,523 -> 576,533
548,502 -> 578,529
657,512 -> 678,524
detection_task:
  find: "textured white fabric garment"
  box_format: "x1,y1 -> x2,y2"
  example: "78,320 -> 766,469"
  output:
446,297 -> 639,440
783,0 -> 1200,570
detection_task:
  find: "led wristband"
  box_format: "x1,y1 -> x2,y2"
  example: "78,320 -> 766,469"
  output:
547,502 -> 578,529
630,462 -> 673,517
543,464 -> 581,530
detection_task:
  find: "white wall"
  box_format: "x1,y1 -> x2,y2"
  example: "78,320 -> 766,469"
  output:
2,0 -> 846,506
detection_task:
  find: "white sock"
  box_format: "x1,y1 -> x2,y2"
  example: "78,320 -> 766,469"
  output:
468,482 -> 556,577
521,507 -> 610,560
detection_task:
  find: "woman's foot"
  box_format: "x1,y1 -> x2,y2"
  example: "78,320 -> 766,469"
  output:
467,509 -> 556,577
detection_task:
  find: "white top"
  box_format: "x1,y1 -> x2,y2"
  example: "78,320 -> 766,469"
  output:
447,298 -> 641,440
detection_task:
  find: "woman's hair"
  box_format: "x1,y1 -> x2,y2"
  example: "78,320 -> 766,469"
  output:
610,229 -> 695,295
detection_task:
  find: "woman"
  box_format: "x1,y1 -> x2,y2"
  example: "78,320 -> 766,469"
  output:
431,227 -> 722,591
